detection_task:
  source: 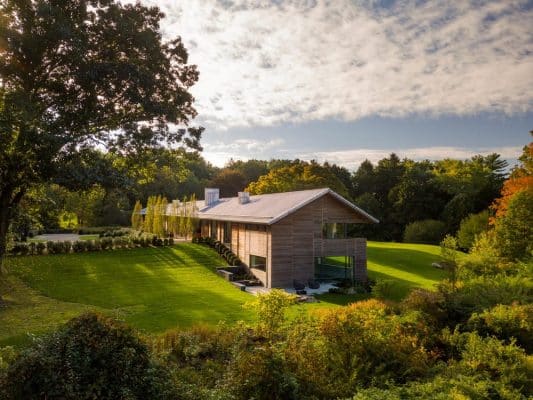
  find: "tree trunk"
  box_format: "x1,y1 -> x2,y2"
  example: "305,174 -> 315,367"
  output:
0,187 -> 24,274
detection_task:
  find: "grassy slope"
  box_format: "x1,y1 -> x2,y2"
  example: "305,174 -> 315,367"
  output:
0,241 -> 446,347
1,244 -> 253,347
320,242 -> 447,302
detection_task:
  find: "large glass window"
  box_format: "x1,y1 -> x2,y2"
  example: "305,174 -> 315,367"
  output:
250,255 -> 267,271
322,223 -> 346,239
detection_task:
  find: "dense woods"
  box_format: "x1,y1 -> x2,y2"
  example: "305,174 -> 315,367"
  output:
8,148 -> 511,247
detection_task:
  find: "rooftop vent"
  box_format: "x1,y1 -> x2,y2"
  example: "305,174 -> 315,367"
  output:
204,188 -> 220,207
238,191 -> 250,204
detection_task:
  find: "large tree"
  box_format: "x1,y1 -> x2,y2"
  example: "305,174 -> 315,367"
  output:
0,0 -> 203,267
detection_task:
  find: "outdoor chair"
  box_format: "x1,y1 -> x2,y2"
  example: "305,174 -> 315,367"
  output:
293,279 -> 305,291
308,279 -> 320,289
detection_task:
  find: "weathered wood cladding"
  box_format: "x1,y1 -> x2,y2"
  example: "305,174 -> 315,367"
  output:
199,192 -> 369,288
270,193 -> 368,288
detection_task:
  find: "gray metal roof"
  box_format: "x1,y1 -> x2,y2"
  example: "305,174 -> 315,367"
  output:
173,188 -> 378,225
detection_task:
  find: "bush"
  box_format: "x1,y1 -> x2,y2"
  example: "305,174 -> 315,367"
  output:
467,303 -> 533,352
372,279 -> 396,299
403,219 -> 447,244
35,242 -> 46,255
100,237 -> 112,250
62,240 -> 72,253
456,210 -> 490,250
1,313 -> 177,400
72,240 -> 85,253
45,241 -> 55,254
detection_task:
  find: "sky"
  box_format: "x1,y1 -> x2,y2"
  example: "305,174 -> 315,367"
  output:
143,0 -> 533,169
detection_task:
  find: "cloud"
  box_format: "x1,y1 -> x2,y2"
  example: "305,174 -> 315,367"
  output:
139,0 -> 533,129
203,137 -> 285,166
298,145 -> 523,169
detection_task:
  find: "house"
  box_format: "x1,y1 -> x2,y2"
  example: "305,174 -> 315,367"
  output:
189,187 -> 378,289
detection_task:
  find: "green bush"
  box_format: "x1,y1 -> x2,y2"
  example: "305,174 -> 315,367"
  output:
1,313 -> 177,400
403,219 -> 447,244
372,279 -> 396,299
35,242 -> 46,255
467,303 -> 533,352
72,240 -> 85,253
457,210 -> 490,250
100,237 -> 112,250
63,240 -> 72,253
495,190 -> 533,260
45,241 -> 55,254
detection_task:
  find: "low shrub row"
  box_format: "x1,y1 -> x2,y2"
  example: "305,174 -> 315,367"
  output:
98,229 -> 129,238
8,236 -> 174,256
193,236 -> 242,266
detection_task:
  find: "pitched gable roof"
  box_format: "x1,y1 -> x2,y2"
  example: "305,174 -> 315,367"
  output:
193,188 -> 379,225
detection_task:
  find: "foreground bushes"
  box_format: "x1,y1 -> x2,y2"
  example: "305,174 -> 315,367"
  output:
1,286 -> 531,400
1,313 -> 177,400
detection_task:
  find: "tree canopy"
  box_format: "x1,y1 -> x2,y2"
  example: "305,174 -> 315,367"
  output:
0,0 -> 202,264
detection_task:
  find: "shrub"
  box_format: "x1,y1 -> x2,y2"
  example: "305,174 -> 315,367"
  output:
443,330 -> 531,396
403,219 -> 447,244
1,313 -> 177,400
72,240 -> 85,253
372,279 -> 396,299
45,241 -> 55,254
467,303 -> 533,352
35,242 -> 46,255
28,242 -> 36,255
10,243 -> 29,256
100,237 -> 112,250
457,210 -> 490,250
62,240 -> 72,253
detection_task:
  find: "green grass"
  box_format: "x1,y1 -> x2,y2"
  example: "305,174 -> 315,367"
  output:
79,234 -> 99,241
0,241 -> 447,347
1,244 -> 253,347
324,241 -> 448,301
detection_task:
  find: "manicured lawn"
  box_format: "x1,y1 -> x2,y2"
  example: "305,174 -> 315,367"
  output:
0,241 -> 447,347
323,241 -> 448,301
1,244 -> 253,347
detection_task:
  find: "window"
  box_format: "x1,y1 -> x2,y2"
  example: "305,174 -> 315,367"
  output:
322,223 -> 346,239
250,255 -> 267,271
223,222 -> 232,243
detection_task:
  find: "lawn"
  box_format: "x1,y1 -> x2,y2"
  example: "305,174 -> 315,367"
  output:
323,241 -> 448,301
0,241 -> 446,347
1,244 -> 253,347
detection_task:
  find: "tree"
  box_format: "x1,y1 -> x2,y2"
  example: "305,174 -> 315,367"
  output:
456,210 -> 490,250
210,169 -> 247,197
246,161 -> 350,198
494,190 -> 533,260
144,196 -> 155,234
131,200 -> 143,231
0,0 -> 203,267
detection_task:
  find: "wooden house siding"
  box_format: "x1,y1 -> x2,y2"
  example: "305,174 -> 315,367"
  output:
198,192 -> 370,288
269,193 -> 368,288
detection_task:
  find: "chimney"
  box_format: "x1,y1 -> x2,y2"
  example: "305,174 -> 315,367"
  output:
238,191 -> 250,204
204,188 -> 220,207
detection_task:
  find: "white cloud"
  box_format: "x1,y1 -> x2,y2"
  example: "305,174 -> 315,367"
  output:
140,0 -> 532,129
298,145 -> 523,169
203,137 -> 285,166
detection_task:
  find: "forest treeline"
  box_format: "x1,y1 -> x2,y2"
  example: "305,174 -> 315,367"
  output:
11,145 -> 512,245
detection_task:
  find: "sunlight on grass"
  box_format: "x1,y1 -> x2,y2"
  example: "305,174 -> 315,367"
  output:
1,241 -> 448,347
